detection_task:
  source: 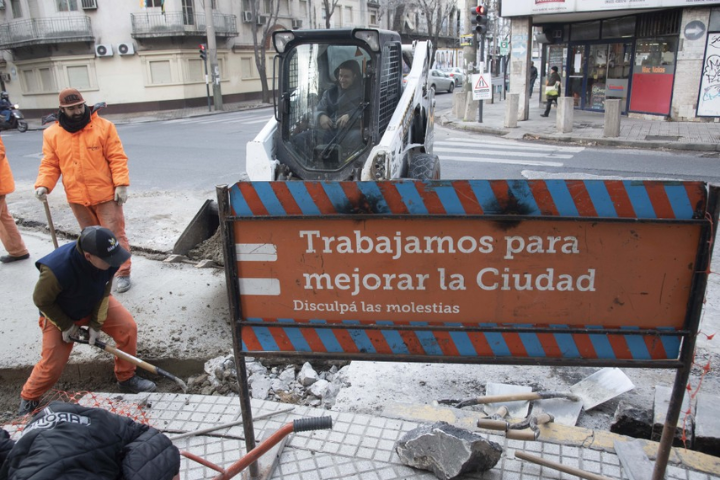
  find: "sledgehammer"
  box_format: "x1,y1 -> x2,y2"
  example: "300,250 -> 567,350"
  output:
71,328 -> 188,393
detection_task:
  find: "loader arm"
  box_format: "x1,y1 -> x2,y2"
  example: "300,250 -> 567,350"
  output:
361,40 -> 434,180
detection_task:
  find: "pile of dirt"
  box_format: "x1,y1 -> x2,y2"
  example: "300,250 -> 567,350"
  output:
187,227 -> 224,265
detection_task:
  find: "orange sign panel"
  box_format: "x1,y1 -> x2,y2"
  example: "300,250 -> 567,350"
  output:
235,217 -> 701,328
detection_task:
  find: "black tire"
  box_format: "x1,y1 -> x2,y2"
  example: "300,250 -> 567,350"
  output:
448,82 -> 454,93
407,153 -> 441,180
17,121 -> 28,133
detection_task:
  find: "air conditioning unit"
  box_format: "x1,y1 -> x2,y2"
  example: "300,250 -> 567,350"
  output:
242,11 -> 254,23
117,42 -> 135,56
81,0 -> 97,9
257,14 -> 268,25
95,44 -> 113,57
291,19 -> 302,29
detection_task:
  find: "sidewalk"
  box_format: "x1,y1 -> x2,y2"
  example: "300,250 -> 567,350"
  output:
439,92 -> 720,152
4,391 -> 719,480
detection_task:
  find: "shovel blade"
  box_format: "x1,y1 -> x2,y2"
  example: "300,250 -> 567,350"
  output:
569,367 -> 635,410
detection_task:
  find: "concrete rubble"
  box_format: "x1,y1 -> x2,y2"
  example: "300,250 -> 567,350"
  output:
395,421 -> 502,480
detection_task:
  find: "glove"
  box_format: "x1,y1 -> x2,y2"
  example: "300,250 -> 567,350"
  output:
88,328 -> 100,346
35,187 -> 48,201
61,324 -> 80,344
114,186 -> 128,205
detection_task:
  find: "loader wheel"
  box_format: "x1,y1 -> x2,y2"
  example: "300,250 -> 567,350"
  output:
408,153 -> 441,180
448,82 -> 455,93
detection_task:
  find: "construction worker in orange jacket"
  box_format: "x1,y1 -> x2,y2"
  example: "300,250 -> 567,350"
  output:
0,136 -> 29,264
34,88 -> 133,293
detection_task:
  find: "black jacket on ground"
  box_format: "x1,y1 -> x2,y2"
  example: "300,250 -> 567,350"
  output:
0,402 -> 179,480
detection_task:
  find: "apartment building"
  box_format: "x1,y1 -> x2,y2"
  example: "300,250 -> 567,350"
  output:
0,0 -> 375,116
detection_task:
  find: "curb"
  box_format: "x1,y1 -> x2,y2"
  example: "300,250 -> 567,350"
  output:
439,115 -> 720,152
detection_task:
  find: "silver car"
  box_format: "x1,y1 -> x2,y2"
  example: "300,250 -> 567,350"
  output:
429,69 -> 455,93
442,67 -> 465,86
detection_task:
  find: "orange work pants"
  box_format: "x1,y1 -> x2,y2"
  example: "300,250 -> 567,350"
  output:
21,296 -> 138,401
69,200 -> 131,277
0,195 -> 28,257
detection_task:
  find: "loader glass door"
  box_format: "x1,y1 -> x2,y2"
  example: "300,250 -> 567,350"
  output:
284,43 -> 370,171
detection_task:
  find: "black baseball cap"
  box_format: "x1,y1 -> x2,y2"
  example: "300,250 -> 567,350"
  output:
79,226 -> 131,267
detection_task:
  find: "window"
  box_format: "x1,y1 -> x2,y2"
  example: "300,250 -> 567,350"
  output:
57,0 -> 79,11
182,0 -> 194,25
369,10 -> 377,26
10,0 -> 21,18
67,65 -> 91,89
570,21 -> 600,41
187,58 -> 204,82
21,65 -> 57,93
602,17 -> 635,39
145,0 -> 162,6
263,0 -> 271,14
149,60 -> 172,84
343,6 -> 352,26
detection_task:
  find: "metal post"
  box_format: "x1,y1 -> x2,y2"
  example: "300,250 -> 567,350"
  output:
203,57 -> 211,112
651,185 -> 720,480
216,185 -> 259,478
205,0 -> 223,111
478,34 -> 484,123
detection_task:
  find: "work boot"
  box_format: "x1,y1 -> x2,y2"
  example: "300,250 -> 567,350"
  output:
1,253 -> 29,263
115,276 -> 131,293
118,375 -> 156,394
18,398 -> 39,416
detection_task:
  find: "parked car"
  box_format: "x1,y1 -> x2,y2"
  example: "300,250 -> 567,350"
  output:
442,67 -> 465,87
429,69 -> 455,93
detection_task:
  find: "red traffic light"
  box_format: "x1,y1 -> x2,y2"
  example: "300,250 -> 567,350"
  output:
474,5 -> 486,15
199,44 -> 206,51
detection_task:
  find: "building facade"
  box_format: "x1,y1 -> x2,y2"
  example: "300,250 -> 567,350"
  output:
0,0 -> 376,116
502,0 -> 720,121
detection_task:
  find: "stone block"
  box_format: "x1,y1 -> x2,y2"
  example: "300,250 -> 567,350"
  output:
557,97 -> 573,133
652,384 -> 693,448
694,391 -> 720,455
505,94 -> 519,128
604,99 -> 621,137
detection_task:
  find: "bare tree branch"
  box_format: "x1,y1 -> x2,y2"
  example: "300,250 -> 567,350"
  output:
250,0 -> 281,103
321,0 -> 342,28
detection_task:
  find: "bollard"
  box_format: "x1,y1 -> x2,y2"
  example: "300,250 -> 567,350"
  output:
505,93 -> 519,128
464,91 -> 478,122
604,99 -> 621,137
557,97 -> 573,133
454,90 -> 467,119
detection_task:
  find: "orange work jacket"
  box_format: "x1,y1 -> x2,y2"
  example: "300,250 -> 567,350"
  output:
0,136 -> 15,196
35,111 -> 129,206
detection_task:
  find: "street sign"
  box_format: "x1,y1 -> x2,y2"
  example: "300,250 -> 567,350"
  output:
472,73 -> 492,100
684,20 -> 706,41
460,34 -> 473,47
500,40 -> 509,55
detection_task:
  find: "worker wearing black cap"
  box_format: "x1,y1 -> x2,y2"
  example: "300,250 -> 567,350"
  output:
18,226 -> 155,417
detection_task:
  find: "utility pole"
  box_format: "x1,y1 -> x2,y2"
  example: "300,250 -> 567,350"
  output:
204,0 -> 223,111
471,3 -> 488,123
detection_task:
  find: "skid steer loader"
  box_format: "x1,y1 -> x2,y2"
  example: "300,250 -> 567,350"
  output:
247,28 -> 440,181
175,28 -> 439,254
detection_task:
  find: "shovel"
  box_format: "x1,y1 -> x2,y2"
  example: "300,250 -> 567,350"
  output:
459,368 -> 634,411
70,328 -> 188,393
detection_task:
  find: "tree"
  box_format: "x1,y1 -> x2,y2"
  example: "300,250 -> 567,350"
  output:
321,0 -> 341,29
249,0 -> 281,103
416,0 -> 457,56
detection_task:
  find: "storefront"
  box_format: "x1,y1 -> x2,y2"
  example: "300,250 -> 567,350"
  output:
540,10 -> 680,115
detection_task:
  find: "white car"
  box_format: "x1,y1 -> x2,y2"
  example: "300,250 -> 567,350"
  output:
429,69 -> 455,93
442,67 -> 465,86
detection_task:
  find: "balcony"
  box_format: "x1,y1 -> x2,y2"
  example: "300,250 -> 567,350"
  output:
0,16 -> 93,49
131,11 -> 238,38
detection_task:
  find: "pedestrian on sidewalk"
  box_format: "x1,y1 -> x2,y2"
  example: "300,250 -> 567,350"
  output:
0,136 -> 30,264
34,88 -> 133,293
18,226 -> 155,417
540,66 -> 562,117
529,62 -> 538,98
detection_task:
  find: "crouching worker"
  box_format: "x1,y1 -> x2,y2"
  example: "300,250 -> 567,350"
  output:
18,226 -> 155,416
1,402 -> 180,480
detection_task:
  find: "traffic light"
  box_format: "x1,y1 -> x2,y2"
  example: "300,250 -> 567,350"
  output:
470,5 -> 488,36
199,43 -> 207,60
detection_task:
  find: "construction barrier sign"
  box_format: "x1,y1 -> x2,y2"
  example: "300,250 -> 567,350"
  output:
219,180 -> 716,365
472,73 -> 492,100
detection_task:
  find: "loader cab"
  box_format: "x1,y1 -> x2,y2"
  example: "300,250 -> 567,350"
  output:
272,28 -> 403,180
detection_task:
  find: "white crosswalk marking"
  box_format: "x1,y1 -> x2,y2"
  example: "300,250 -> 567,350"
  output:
435,138 -> 585,167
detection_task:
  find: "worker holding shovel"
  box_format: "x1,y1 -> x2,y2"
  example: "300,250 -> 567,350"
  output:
18,226 -> 155,417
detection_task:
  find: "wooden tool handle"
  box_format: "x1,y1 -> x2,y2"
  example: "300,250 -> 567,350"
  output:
474,392 -> 543,404
515,452 -> 614,480
105,344 -> 159,375
477,419 -> 508,431
506,430 -> 537,441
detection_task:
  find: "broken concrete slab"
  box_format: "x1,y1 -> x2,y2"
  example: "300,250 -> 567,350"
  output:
532,397 -> 583,426
395,421 -> 502,480
694,391 -> 720,456
613,439 -> 654,480
611,402 -> 652,439
652,384 -> 693,448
